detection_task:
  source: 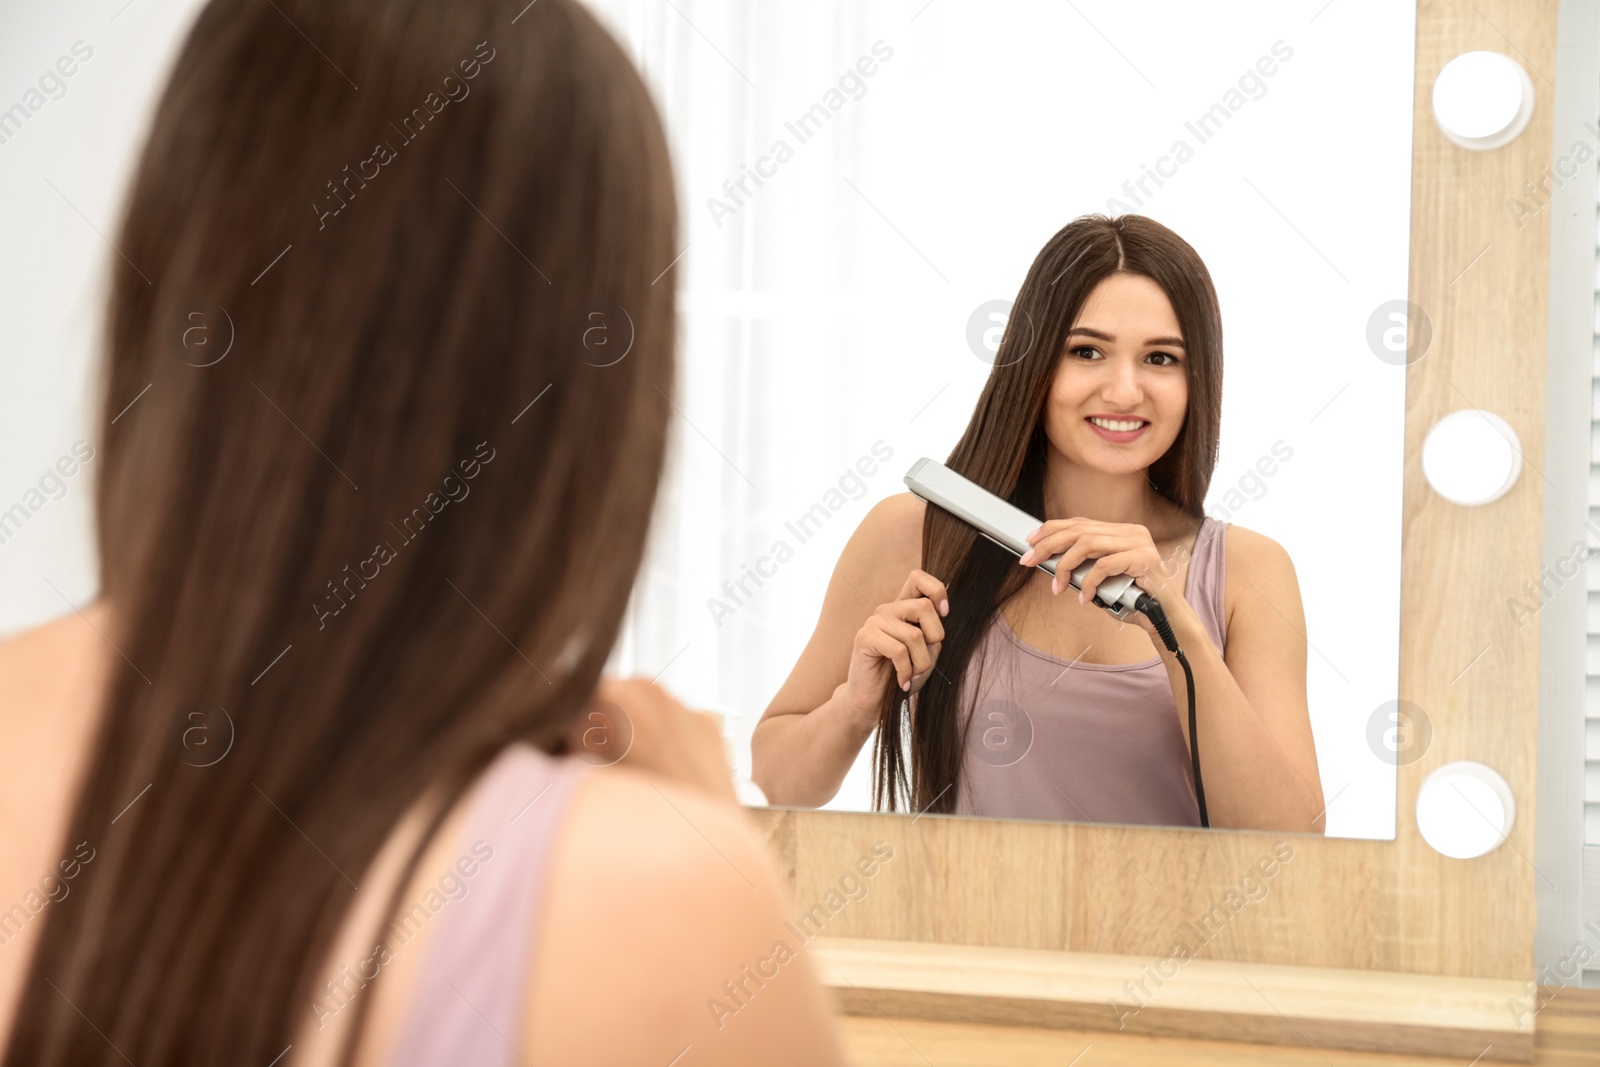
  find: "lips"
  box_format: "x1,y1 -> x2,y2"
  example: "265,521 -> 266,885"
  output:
1085,417 -> 1149,443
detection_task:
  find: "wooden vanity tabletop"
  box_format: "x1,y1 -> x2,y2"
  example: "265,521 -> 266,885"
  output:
837,986 -> 1600,1066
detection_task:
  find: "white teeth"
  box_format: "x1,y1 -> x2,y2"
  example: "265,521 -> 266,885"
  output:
1089,417 -> 1146,432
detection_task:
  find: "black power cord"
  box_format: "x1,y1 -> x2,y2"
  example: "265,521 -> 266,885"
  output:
1133,593 -> 1208,828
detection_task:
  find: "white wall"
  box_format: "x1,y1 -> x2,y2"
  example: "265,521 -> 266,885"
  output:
0,0 -> 211,623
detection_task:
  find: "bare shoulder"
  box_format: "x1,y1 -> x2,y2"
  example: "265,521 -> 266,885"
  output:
526,765 -> 846,1065
1219,522 -> 1301,632
0,603 -> 93,665
822,489 -> 926,617
0,602 -> 112,718
546,763 -> 773,884
854,490 -> 925,573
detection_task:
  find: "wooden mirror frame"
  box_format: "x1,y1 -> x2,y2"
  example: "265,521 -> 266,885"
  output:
745,0 -> 1554,1059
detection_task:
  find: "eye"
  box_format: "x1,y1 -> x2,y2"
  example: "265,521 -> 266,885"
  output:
1069,346 -> 1181,366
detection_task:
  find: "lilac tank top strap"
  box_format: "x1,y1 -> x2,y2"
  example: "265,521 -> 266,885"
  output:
1188,515 -> 1228,654
384,742 -> 589,1067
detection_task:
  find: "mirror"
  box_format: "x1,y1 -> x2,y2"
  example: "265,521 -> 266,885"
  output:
589,0 -> 1417,840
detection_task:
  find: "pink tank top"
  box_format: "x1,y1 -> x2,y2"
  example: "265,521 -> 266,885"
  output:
952,516 -> 1228,827
383,742 -> 589,1066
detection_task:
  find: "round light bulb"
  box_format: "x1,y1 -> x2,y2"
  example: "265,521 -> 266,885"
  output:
1421,410 -> 1522,506
1416,761 -> 1516,859
1432,51 -> 1534,150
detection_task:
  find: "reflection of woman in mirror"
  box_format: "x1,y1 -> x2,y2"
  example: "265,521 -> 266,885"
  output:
752,214 -> 1324,834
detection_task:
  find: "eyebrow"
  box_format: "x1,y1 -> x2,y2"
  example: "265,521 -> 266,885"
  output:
1068,327 -> 1186,349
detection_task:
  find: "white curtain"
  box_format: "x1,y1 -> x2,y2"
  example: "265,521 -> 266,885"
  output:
585,0 -> 964,809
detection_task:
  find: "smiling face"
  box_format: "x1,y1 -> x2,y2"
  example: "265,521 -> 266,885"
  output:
1042,271 -> 1189,476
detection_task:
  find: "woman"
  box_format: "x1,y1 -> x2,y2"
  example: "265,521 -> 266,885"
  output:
752,214 -> 1324,834
0,1 -> 845,1064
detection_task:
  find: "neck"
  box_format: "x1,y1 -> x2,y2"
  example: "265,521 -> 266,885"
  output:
1040,456 -> 1173,530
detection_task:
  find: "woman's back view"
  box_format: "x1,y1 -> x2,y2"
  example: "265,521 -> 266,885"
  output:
0,1 -> 846,1064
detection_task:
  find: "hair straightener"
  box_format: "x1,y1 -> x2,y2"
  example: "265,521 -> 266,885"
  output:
903,457 -> 1208,827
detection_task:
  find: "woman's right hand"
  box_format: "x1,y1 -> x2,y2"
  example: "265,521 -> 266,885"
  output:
841,568 -> 949,717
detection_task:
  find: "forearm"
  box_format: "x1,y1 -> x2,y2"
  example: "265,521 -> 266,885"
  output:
1156,607 -> 1324,833
750,682 -> 879,808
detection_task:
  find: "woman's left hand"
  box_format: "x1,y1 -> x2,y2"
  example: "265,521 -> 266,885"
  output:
1016,518 -> 1191,646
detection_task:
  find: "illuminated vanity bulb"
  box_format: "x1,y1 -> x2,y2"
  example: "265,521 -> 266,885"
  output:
1415,761 -> 1515,859
1421,409 -> 1522,506
1432,51 -> 1534,150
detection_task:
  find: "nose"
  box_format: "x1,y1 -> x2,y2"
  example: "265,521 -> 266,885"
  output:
1100,354 -> 1144,406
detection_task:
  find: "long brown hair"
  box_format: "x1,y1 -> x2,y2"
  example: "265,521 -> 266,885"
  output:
5,1 -> 677,1063
871,214 -> 1223,814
